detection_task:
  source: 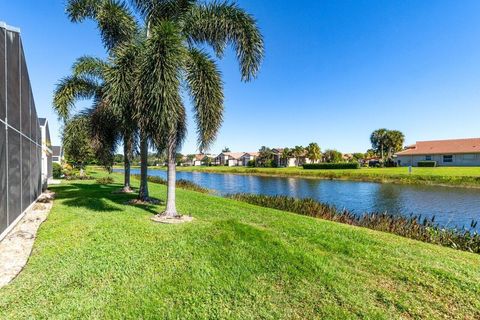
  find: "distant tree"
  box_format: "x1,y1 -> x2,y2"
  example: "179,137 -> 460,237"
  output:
370,129 -> 405,164
222,147 -> 231,153
323,149 -> 342,163
281,148 -> 292,167
370,128 -> 389,163
62,115 -> 96,175
175,153 -> 185,165
257,146 -> 274,167
365,149 -> 376,159
292,145 -> 305,166
352,153 -> 364,161
306,143 -> 322,163
385,130 -> 405,160
113,154 -> 124,163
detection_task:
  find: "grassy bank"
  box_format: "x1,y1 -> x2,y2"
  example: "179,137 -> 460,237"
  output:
166,165 -> 480,187
1,170 -> 479,318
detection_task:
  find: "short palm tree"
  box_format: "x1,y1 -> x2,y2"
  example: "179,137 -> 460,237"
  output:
53,56 -> 135,190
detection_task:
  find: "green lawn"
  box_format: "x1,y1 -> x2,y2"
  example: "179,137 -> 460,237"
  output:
166,165 -> 480,187
1,170 -> 479,319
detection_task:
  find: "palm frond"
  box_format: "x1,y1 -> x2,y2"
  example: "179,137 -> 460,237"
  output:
72,56 -> 110,81
185,48 -> 224,152
136,21 -> 186,150
67,0 -> 139,51
185,1 -> 264,81
131,0 -> 196,22
53,75 -> 101,120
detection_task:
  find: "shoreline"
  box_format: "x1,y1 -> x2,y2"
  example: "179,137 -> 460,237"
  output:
114,165 -> 480,189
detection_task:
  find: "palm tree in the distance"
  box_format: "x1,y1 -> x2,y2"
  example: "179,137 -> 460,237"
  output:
281,148 -> 291,167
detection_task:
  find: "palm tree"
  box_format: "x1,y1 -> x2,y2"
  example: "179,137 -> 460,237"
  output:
67,0 -> 263,217
132,1 -> 263,218
53,56 -> 134,191
292,146 -> 305,166
306,142 -> 321,163
281,148 -> 291,167
385,130 -> 405,161
370,128 -> 389,164
65,0 -> 142,195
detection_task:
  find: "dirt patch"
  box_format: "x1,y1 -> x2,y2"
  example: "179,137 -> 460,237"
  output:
150,214 -> 194,224
0,191 -> 55,288
126,198 -> 163,205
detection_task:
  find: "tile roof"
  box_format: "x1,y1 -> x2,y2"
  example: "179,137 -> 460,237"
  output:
242,152 -> 259,157
220,152 -> 245,159
395,138 -> 480,156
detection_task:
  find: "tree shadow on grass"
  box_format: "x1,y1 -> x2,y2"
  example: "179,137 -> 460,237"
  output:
50,183 -> 164,214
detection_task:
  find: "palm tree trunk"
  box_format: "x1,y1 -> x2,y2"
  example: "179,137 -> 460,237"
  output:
138,133 -> 149,200
122,133 -> 132,192
163,137 -> 178,217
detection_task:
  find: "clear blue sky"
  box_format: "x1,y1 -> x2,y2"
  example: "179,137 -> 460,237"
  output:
2,0 -> 480,154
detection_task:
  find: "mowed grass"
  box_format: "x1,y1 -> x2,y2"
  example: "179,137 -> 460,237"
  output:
169,165 -> 480,187
0,171 -> 479,319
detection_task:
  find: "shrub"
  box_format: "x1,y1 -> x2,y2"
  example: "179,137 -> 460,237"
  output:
418,161 -> 437,167
53,163 -> 62,179
64,175 -> 94,181
303,163 -> 359,170
228,193 -> 480,254
96,177 -> 114,184
247,160 -> 256,167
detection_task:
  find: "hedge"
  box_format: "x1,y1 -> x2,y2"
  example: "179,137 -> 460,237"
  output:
303,163 -> 360,170
417,161 -> 437,167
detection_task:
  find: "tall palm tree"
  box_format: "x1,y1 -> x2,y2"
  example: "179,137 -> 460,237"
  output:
65,0 -> 142,195
68,0 -> 263,217
119,1 -> 263,218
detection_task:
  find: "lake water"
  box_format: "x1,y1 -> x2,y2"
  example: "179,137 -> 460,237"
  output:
119,168 -> 480,230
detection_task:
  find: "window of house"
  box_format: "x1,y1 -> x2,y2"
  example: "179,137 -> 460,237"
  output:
443,155 -> 453,163
463,154 -> 475,160
425,155 -> 432,161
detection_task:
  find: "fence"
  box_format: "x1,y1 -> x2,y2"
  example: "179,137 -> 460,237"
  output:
0,22 -> 42,239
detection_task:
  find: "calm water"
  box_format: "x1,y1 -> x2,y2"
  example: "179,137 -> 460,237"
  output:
119,168 -> 480,230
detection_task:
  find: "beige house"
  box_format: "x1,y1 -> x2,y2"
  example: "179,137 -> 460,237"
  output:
395,138 -> 480,166
214,152 -> 245,166
239,152 -> 259,166
184,154 -> 215,166
272,148 -> 311,167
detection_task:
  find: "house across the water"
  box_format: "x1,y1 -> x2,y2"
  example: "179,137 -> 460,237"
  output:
395,138 -> 480,166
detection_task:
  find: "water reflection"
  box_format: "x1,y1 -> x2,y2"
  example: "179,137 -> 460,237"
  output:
119,169 -> 480,230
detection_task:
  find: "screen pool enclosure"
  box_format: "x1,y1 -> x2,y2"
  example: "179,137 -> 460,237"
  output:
0,22 -> 43,239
